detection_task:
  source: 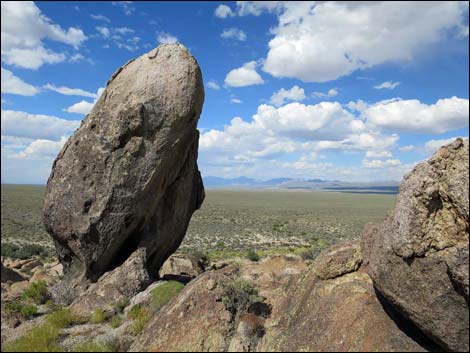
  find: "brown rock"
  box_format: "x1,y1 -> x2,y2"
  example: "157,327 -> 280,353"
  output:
1,262 -> 25,283
158,254 -> 204,282
312,240 -> 362,280
43,43 -> 205,287
260,243 -> 428,352
130,268 -> 238,352
362,138 -> 469,352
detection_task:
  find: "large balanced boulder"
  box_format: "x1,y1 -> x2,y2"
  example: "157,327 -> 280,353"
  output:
43,44 -> 205,286
362,138 -> 469,351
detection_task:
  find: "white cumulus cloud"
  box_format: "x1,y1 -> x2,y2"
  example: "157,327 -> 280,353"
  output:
270,85 -> 305,106
1,68 -> 39,96
1,1 -> 87,69
43,83 -> 98,98
225,61 -> 264,87
157,32 -> 178,44
215,4 -> 234,18
260,1 -> 468,82
221,28 -> 247,41
363,96 -> 469,134
1,110 -> 80,141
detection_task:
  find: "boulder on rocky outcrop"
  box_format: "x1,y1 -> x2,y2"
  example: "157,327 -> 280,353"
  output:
68,248 -> 151,316
259,241 -> 428,352
131,255 -> 308,352
362,138 -> 469,352
42,43 -> 205,287
1,262 -> 25,283
158,254 -> 204,282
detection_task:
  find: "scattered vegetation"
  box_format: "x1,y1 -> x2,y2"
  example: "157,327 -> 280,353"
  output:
2,186 -> 395,265
112,297 -> 129,314
151,281 -> 185,311
246,249 -> 260,262
22,280 -> 49,305
5,300 -> 38,319
126,305 -> 150,335
189,249 -> 210,268
3,308 -> 83,352
1,242 -> 53,259
110,314 -> 122,328
221,278 -> 263,322
90,308 -> 106,324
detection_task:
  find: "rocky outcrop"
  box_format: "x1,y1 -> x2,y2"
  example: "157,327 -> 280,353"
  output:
43,43 -> 205,287
362,138 -> 469,352
130,255 -> 307,352
1,262 -> 25,283
131,249 -> 428,352
69,249 -> 151,316
259,241 -> 427,352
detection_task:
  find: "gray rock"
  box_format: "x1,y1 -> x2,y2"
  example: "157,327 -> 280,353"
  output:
362,138 -> 469,352
159,254 -> 204,281
69,248 -> 151,316
43,43 -> 205,286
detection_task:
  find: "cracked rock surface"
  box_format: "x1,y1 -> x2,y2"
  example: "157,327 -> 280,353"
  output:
362,138 -> 469,352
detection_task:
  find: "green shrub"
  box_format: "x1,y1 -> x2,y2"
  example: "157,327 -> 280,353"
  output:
22,280 -> 49,305
151,281 -> 184,311
297,247 -> 318,260
20,304 -> 38,319
2,323 -> 60,352
221,279 -> 262,322
71,341 -> 116,352
90,309 -> 106,324
112,297 -> 129,314
190,250 -> 210,268
5,300 -> 23,313
46,308 -> 85,328
246,250 -> 260,262
1,243 -> 53,260
109,315 -> 122,329
126,305 -> 150,335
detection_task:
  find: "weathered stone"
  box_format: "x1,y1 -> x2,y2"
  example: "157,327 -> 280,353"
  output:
259,244 -> 429,352
130,268 -> 237,352
362,138 -> 469,352
159,254 -> 204,282
29,267 -> 55,285
228,313 -> 265,352
312,240 -> 362,280
70,248 -> 151,316
1,262 -> 25,283
43,43 -> 205,285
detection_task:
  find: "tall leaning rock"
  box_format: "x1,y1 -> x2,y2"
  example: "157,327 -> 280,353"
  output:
43,44 -> 205,285
362,138 -> 469,352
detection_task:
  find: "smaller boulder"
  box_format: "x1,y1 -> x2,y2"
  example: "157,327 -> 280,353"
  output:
159,254 -> 204,282
70,248 -> 151,316
312,240 -> 362,280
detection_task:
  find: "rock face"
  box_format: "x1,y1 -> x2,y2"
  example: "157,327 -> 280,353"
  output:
69,248 -> 151,316
362,138 -> 469,352
131,250 -> 428,352
43,44 -> 205,285
259,241 -> 427,352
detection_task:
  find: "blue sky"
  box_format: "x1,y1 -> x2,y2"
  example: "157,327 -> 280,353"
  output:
1,1 -> 469,184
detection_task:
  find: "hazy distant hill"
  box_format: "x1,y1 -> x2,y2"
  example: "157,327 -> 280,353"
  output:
202,176 -> 400,194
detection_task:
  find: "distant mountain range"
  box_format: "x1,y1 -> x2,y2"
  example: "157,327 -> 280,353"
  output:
202,176 -> 400,194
